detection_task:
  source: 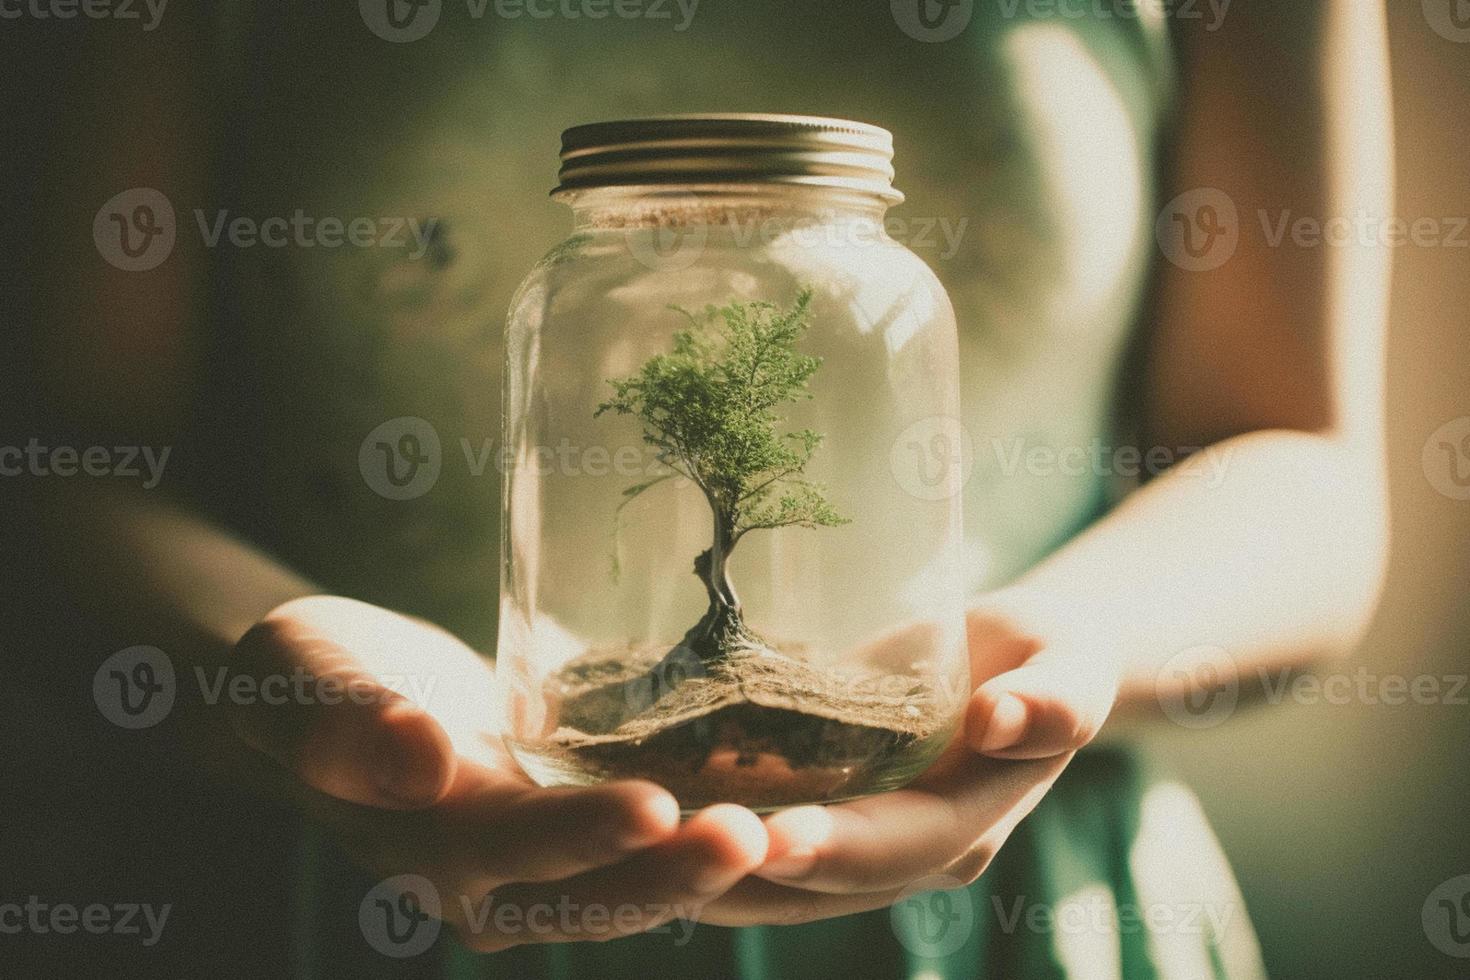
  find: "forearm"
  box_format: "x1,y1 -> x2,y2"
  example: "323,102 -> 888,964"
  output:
9,482 -> 314,662
4,481 -> 318,784
986,429 -> 1388,705
1017,0 -> 1395,707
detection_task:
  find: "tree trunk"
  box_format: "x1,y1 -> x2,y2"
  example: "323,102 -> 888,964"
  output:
679,510 -> 755,665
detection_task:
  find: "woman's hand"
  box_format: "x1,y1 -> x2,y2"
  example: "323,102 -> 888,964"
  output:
226,595 -> 769,952
702,599 -> 1123,926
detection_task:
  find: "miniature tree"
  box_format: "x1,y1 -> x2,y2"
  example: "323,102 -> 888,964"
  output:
596,288 -> 848,666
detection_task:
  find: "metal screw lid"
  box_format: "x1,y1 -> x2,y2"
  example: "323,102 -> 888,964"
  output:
553,113 -> 903,204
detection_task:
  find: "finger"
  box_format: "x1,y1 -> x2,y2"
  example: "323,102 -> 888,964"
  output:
297,774 -> 682,906
473,781 -> 683,885
966,652 -> 1120,759
753,752 -> 1068,894
228,616 -> 456,809
455,803 -> 767,953
701,875 -> 906,928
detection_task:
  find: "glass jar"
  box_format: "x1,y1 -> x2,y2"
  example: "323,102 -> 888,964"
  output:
499,114 -> 968,811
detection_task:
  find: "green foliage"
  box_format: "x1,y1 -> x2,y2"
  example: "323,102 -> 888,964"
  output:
597,289 -> 848,543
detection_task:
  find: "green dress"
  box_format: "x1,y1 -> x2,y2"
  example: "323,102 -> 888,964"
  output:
194,3 -> 1267,977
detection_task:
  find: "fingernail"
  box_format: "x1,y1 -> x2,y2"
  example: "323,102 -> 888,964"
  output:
688,805 -> 768,892
978,694 -> 1028,753
759,805 -> 830,880
619,793 -> 681,850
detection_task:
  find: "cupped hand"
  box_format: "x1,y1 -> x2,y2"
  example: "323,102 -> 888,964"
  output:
702,600 -> 1123,926
226,595 -> 769,951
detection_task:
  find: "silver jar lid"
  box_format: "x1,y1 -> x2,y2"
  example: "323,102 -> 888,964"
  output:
552,113 -> 903,203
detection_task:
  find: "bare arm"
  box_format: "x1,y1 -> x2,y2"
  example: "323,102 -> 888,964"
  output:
5,20 -> 765,950
699,2 -> 1398,925
966,0 -> 1393,756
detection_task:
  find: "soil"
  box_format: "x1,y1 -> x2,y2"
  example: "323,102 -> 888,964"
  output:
530,640 -> 951,810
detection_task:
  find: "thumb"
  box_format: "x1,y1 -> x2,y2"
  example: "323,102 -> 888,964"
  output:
227,606 -> 457,810
965,651 -> 1120,760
